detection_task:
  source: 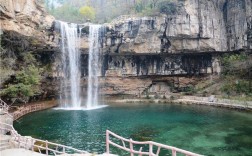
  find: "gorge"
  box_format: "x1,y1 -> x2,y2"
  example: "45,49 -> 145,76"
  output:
1,0 -> 251,102
0,0 -> 252,155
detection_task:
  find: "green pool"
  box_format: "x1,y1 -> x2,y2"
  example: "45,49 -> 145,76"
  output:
14,104 -> 252,156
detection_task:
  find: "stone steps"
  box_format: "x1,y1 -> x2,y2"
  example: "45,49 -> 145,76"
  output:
0,144 -> 11,151
0,134 -> 11,151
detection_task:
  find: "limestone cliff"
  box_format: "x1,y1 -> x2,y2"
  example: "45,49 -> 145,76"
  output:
0,0 -> 55,46
0,0 -> 57,101
97,0 -> 252,54
74,0 -> 251,97
1,0 -> 251,100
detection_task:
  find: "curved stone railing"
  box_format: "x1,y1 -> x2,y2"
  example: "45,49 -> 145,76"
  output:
12,102 -> 56,120
0,99 -> 89,155
106,130 -> 202,156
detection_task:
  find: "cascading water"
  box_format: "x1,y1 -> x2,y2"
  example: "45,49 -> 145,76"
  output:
86,25 -> 102,108
59,21 -> 81,109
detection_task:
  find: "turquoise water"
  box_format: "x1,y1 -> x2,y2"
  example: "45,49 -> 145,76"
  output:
14,104 -> 252,156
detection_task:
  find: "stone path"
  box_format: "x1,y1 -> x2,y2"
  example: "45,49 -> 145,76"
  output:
174,98 -> 252,110
0,149 -> 46,156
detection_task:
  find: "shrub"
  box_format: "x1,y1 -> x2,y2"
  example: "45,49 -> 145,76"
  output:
184,85 -> 196,95
158,1 -> 177,15
1,65 -> 42,102
221,79 -> 251,96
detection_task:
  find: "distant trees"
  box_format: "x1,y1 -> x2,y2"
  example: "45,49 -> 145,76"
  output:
79,6 -> 96,21
158,1 -> 177,15
221,54 -> 252,96
48,3 -> 83,23
44,0 -> 178,23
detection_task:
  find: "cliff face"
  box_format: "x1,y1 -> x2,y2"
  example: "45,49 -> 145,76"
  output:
0,0 -> 57,101
1,0 -> 251,99
76,0 -> 251,97
0,0 -> 54,36
99,0 -> 251,54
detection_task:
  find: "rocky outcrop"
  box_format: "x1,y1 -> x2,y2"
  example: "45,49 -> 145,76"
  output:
0,0 -> 55,46
73,0 -> 251,97
1,0 -> 251,99
0,0 -> 57,101
95,0 -> 251,54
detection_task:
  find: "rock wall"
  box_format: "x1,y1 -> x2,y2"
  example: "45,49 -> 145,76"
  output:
97,0 -> 251,54
0,0 -> 54,39
1,0 -> 251,99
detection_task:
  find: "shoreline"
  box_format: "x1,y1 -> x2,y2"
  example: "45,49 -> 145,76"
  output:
105,96 -> 252,111
11,96 -> 252,120
11,100 -> 58,121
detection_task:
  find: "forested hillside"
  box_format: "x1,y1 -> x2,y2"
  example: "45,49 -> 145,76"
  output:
44,0 -> 175,23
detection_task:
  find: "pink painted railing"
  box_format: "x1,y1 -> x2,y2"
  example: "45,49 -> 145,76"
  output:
12,103 -> 56,120
0,123 -> 89,155
106,130 -> 203,156
0,98 -> 9,113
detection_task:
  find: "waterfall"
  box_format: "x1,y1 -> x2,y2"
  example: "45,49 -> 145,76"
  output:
59,21 -> 81,109
86,25 -> 102,108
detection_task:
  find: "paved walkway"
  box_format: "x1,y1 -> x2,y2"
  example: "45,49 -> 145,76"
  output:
0,149 -> 46,156
0,149 -> 117,156
174,98 -> 252,110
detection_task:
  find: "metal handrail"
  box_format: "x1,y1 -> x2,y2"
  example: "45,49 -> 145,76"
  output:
106,130 -> 203,156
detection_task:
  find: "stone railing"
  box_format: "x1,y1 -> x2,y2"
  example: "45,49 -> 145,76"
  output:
106,130 -> 202,156
12,102 -> 57,120
0,98 -> 89,155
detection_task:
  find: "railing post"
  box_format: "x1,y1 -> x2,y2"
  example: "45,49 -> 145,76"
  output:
63,146 -> 65,153
46,140 -> 48,155
129,139 -> 134,156
32,138 -> 34,151
106,130 -> 110,154
149,143 -> 153,156
18,136 -> 21,148
172,149 -> 176,156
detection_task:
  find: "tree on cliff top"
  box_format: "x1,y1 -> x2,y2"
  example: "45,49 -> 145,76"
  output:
79,6 -> 96,21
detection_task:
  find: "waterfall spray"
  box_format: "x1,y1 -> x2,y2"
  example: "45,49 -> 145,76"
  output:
86,25 -> 102,108
59,21 -> 81,109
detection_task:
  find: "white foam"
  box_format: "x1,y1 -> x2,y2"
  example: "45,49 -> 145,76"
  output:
54,105 -> 108,111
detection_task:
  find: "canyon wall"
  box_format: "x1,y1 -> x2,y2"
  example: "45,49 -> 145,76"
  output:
1,0 -> 252,99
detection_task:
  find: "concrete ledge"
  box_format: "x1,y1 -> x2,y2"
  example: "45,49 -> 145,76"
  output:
173,99 -> 252,110
0,148 -> 46,156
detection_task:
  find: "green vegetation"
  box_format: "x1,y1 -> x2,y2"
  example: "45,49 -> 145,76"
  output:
48,4 -> 83,23
79,6 -> 96,21
44,0 -> 177,23
1,52 -> 42,103
158,1 -> 177,15
220,53 -> 252,97
1,65 -> 42,103
183,85 -> 196,95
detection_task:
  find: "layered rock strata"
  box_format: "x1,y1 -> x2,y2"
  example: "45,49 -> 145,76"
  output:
1,0 -> 252,98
